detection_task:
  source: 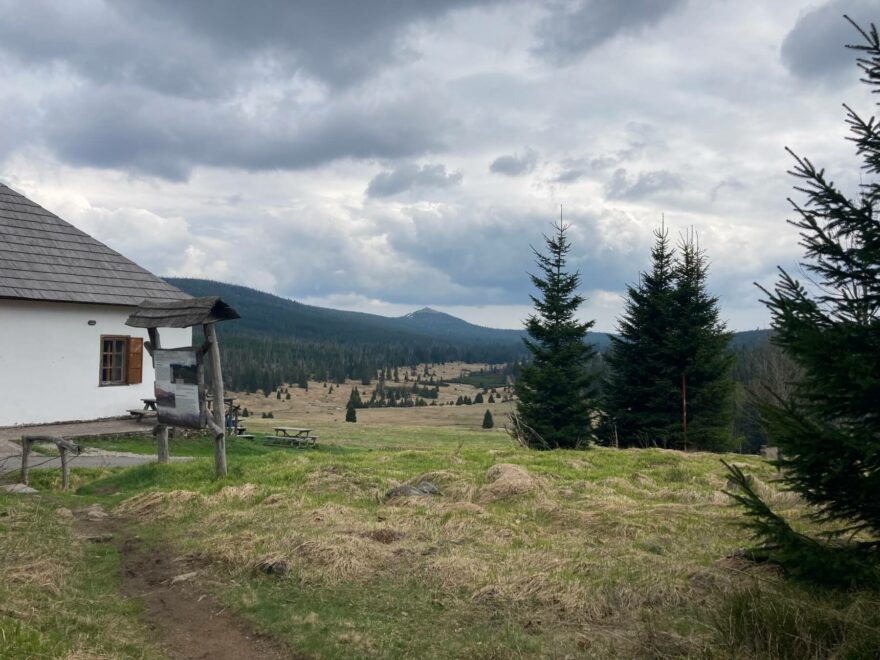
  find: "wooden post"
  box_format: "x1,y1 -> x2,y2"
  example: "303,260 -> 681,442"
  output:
148,327 -> 170,463
54,439 -> 79,491
205,323 -> 227,477
59,445 -> 70,491
155,425 -> 170,463
20,437 -> 32,486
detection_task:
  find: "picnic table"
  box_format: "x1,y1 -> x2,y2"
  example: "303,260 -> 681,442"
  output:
206,396 -> 236,410
266,427 -> 318,448
127,398 -> 158,422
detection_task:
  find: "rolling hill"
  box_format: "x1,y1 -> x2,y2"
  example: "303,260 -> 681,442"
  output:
164,278 -> 614,351
163,278 -> 764,392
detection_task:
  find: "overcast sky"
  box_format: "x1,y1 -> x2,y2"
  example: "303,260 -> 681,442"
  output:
1,0 -> 878,331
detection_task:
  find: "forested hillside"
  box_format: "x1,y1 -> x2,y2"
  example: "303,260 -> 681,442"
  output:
164,278 -> 545,392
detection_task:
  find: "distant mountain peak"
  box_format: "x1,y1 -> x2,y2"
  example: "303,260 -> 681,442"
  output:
404,307 -> 443,318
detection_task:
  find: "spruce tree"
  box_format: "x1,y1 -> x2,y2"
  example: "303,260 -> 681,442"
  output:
347,387 -> 363,409
605,224 -> 679,447
605,226 -> 734,451
482,409 -> 494,429
668,230 -> 735,451
345,404 -> 357,423
514,221 -> 597,449
727,20 -> 880,576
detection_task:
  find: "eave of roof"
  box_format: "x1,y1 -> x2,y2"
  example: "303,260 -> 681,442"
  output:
126,297 -> 240,328
0,182 -> 190,306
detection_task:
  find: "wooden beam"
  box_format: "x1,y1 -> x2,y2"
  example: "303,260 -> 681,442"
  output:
204,323 -> 227,477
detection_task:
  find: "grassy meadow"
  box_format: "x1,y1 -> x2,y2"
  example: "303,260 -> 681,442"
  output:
2,372 -> 880,658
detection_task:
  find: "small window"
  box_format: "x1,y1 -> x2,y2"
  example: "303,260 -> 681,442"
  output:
99,336 -> 144,386
100,336 -> 128,385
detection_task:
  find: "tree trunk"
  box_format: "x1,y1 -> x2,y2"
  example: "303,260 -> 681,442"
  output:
681,372 -> 688,451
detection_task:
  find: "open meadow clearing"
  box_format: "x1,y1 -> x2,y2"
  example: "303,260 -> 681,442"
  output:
229,364 -> 515,430
3,416 -> 880,659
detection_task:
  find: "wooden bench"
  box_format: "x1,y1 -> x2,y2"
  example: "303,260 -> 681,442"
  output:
231,425 -> 253,440
266,427 -> 318,448
128,409 -> 158,423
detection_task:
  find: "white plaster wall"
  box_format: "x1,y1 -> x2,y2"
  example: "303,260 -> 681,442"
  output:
0,299 -> 192,426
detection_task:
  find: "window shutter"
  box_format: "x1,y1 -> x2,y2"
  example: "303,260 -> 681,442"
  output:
127,337 -> 144,385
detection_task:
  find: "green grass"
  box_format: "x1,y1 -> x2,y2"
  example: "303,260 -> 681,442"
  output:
5,424 -> 880,658
0,496 -> 160,659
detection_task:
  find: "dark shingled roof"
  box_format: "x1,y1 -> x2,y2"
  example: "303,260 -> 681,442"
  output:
0,182 -> 190,306
126,297 -> 240,329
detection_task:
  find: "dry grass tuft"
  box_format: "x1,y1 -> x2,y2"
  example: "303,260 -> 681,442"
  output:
212,483 -> 258,502
440,501 -> 486,515
362,528 -> 405,544
6,558 -> 65,593
632,472 -> 656,488
305,466 -> 364,497
405,470 -> 477,501
309,503 -> 359,527
292,535 -> 394,582
115,490 -> 204,518
260,493 -> 289,507
478,463 -> 537,503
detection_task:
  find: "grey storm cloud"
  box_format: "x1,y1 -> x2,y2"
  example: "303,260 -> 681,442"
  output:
605,168 -> 683,200
534,0 -> 687,64
554,167 -> 589,184
39,87 -> 454,181
781,0 -> 880,81
0,0 -> 486,179
0,0 -> 498,93
489,149 -> 538,176
367,163 -> 462,198
710,178 -> 746,202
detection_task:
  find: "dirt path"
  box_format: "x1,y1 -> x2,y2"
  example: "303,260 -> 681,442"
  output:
74,507 -> 300,660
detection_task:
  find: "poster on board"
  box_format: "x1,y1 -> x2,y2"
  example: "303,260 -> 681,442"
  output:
153,348 -> 203,429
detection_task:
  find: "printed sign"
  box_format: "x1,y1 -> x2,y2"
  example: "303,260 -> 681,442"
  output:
153,348 -> 203,429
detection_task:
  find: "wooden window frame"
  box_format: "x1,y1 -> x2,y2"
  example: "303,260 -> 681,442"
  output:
99,335 -> 129,387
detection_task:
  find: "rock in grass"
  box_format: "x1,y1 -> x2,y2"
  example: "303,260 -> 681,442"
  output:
84,504 -> 108,521
169,571 -> 198,585
85,534 -> 114,544
1,483 -> 38,494
384,481 -> 441,499
256,554 -> 289,577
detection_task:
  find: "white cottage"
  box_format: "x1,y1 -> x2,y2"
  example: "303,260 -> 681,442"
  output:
0,182 -> 192,426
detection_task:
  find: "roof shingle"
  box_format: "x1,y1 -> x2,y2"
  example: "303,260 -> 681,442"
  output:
0,182 -> 190,306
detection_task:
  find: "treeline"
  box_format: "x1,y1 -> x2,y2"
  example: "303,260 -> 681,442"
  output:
211,331 -> 526,394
